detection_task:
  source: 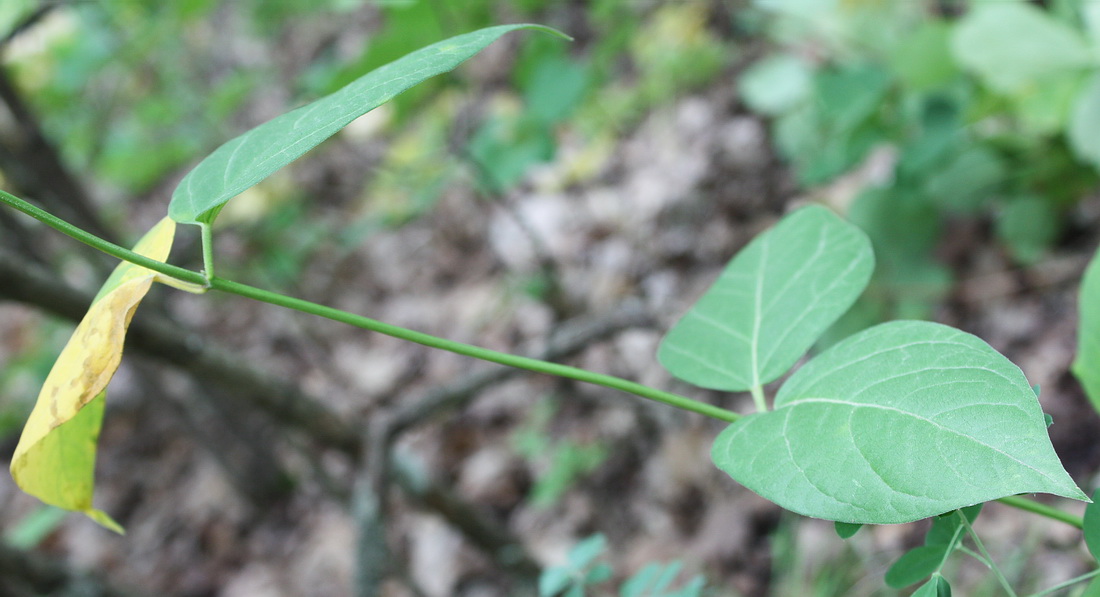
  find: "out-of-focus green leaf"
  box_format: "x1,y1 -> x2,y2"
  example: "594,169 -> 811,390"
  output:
924,505 -> 980,547
1074,245 -> 1100,411
1011,71 -> 1085,136
886,545 -> 947,589
912,575 -> 951,597
834,522 -> 861,539
1084,489 -> 1100,562
891,21 -> 958,92
1069,74 -> 1100,171
739,54 -> 813,116
522,53 -> 589,125
924,146 -> 1005,213
3,506 -> 67,549
815,65 -> 891,132
995,196 -> 1059,264
952,2 -> 1092,93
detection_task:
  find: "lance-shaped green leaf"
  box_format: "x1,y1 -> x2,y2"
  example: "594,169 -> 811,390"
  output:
712,321 -> 1087,524
1074,246 -> 1100,411
168,24 -> 566,225
658,205 -> 873,392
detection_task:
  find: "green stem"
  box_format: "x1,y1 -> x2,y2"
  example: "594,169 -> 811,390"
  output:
0,189 -> 208,288
959,510 -> 1018,597
1,188 -> 738,421
2,188 -> 739,421
209,277 -> 740,422
996,495 -> 1083,529
7,190 -> 1097,529
750,384 -> 766,413
200,222 -> 215,279
1025,568 -> 1100,597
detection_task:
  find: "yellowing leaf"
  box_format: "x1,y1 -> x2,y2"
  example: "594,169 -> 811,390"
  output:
10,217 -> 177,533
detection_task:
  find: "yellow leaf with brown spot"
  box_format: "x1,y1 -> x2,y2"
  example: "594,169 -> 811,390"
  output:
10,217 -> 177,533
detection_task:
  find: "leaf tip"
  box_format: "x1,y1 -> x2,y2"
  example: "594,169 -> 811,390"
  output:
85,509 -> 125,535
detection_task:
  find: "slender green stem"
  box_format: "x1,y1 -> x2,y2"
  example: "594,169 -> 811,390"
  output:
959,510 -> 1018,597
1,187 -> 740,422
750,384 -> 766,413
8,190 -> 1098,530
997,495 -> 1083,529
1026,568 -> 1100,597
200,222 -> 215,279
0,189 -> 208,288
209,277 -> 741,422
935,519 -> 966,571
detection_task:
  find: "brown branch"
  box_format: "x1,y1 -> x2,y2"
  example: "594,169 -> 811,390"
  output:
0,246 -> 361,453
0,243 -> 655,593
0,64 -> 119,245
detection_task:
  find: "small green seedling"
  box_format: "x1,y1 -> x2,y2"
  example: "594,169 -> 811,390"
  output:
539,534 -> 706,597
2,23 -> 1099,596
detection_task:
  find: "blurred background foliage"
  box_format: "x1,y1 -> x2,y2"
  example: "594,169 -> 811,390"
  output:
1,0 -> 1100,594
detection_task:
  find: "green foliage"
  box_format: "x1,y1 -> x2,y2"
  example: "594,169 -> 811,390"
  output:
771,63 -> 890,186
297,0 -> 497,118
912,574 -> 952,597
513,400 -> 609,508
885,506 -> 978,589
9,2 -> 256,192
468,37 -> 589,192
659,206 -> 873,395
3,506 -> 67,550
742,0 -> 1100,329
833,521 -> 860,539
1087,489 -> 1100,564
739,54 -> 812,116
951,2 -> 1092,94
620,562 -> 704,597
1071,75 -> 1100,172
168,24 -> 567,225
1076,246 -> 1100,411
540,534 -> 614,597
539,534 -> 706,597
656,206 -> 1082,523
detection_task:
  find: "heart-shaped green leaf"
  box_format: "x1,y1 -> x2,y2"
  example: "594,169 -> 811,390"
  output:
712,321 -> 1087,524
658,205 -> 873,392
168,24 -> 565,225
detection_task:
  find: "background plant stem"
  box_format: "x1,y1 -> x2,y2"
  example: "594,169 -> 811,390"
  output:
996,495 -> 1083,528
